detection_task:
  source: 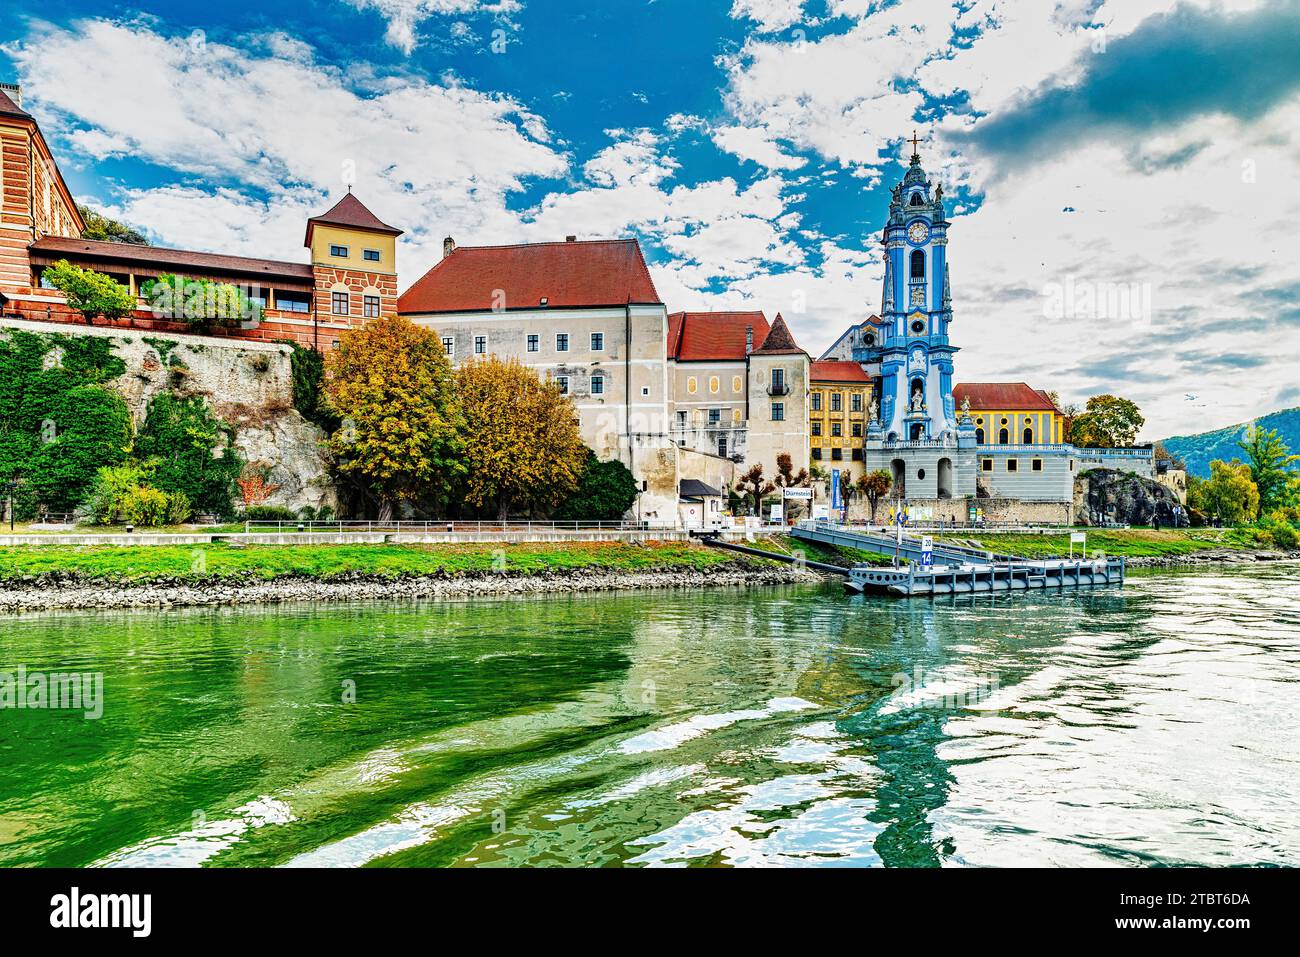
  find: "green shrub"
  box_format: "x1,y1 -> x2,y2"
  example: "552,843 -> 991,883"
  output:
135,393 -> 242,517
121,485 -> 170,527
296,504 -> 336,522
553,452 -> 639,521
166,491 -> 192,525
42,260 -> 135,323
139,274 -> 261,330
82,463 -> 152,524
244,505 -> 298,521
1256,517 -> 1299,551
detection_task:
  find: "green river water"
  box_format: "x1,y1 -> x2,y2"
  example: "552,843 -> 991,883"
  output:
1,564 -> 1297,867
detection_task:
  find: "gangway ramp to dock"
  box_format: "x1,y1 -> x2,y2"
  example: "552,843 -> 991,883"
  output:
788,521 -> 1126,597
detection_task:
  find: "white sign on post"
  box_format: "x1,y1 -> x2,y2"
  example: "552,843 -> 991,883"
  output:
769,504 -> 784,522
782,487 -> 813,501
921,535 -> 934,567
1070,530 -> 1086,559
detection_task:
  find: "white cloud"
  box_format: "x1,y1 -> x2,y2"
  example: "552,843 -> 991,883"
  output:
711,124 -> 807,170
9,19 -> 565,271
345,0 -> 521,55
730,0 -> 806,33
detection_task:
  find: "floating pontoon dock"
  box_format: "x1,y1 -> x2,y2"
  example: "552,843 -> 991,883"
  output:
695,522 -> 1124,598
788,520 -> 1125,596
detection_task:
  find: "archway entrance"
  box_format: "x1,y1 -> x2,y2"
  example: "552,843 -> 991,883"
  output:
890,458 -> 906,497
937,458 -> 953,499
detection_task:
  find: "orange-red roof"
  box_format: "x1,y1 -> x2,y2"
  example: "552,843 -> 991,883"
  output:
399,238 -> 662,314
954,382 -> 1057,412
811,360 -> 871,383
668,311 -> 769,361
750,313 -> 805,356
304,193 -> 402,246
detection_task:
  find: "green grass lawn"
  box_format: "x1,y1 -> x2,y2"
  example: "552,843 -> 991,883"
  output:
946,527 -> 1258,559
0,540 -> 763,582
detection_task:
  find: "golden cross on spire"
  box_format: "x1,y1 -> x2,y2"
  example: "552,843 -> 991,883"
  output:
908,130 -> 922,160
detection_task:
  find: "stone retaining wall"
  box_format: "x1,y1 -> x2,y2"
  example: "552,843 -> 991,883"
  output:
0,563 -> 819,611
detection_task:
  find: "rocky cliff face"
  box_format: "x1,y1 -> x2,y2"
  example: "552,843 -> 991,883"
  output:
112,333 -> 337,513
9,319 -> 335,513
1075,468 -> 1187,527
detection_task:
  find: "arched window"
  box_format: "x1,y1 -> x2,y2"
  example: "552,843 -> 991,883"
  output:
910,250 -> 925,279
975,428 -> 985,444
909,193 -> 923,206
998,428 -> 1009,444
1023,426 -> 1034,444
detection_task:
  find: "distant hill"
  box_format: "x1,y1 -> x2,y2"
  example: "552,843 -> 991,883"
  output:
1163,408 -> 1300,478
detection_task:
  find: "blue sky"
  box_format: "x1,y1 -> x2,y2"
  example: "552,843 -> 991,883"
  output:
3,0 -> 1299,437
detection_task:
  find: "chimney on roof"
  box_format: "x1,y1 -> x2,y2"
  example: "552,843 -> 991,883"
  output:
745,326 -> 754,355
442,236 -> 456,259
0,82 -> 20,108
565,235 -> 577,243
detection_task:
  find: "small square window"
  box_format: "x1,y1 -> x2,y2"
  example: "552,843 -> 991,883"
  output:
812,448 -> 822,460
1032,459 -> 1043,472
556,334 -> 569,352
982,459 -> 993,472
331,291 -> 349,316
591,332 -> 604,351
556,375 -> 569,395
329,244 -> 348,258
831,448 -> 843,461
363,249 -> 381,262
474,335 -> 487,355
363,295 -> 380,319
1007,459 -> 1018,472
591,376 -> 605,396
527,334 -> 539,352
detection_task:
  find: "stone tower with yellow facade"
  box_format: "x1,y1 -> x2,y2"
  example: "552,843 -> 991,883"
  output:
304,192 -> 403,326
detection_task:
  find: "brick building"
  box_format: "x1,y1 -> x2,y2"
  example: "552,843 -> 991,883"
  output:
0,83 -> 400,350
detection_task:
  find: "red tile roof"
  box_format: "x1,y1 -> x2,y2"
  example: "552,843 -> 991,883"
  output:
667,310 -> 769,361
811,360 -> 871,383
750,313 -> 805,356
29,236 -> 315,285
304,193 -> 402,246
398,238 -> 662,314
954,382 -> 1058,412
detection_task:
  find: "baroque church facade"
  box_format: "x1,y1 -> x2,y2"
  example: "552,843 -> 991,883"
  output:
822,141 -> 1155,523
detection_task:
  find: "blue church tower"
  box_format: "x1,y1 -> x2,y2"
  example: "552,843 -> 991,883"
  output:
862,134 -> 976,501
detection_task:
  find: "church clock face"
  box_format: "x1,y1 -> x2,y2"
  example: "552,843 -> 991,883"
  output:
907,221 -> 929,245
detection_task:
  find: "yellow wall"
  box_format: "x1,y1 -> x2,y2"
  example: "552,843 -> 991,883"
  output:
809,380 -> 869,474
970,409 -> 1061,445
309,224 -> 397,274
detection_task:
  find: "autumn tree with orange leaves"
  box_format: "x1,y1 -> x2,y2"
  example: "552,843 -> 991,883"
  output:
455,356 -> 587,520
324,316 -> 464,520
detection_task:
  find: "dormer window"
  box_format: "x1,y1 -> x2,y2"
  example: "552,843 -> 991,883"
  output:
330,244 -> 348,258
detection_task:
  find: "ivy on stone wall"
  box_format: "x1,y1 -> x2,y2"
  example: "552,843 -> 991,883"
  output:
134,393 -> 243,517
0,331 -> 131,518
279,340 -> 340,433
